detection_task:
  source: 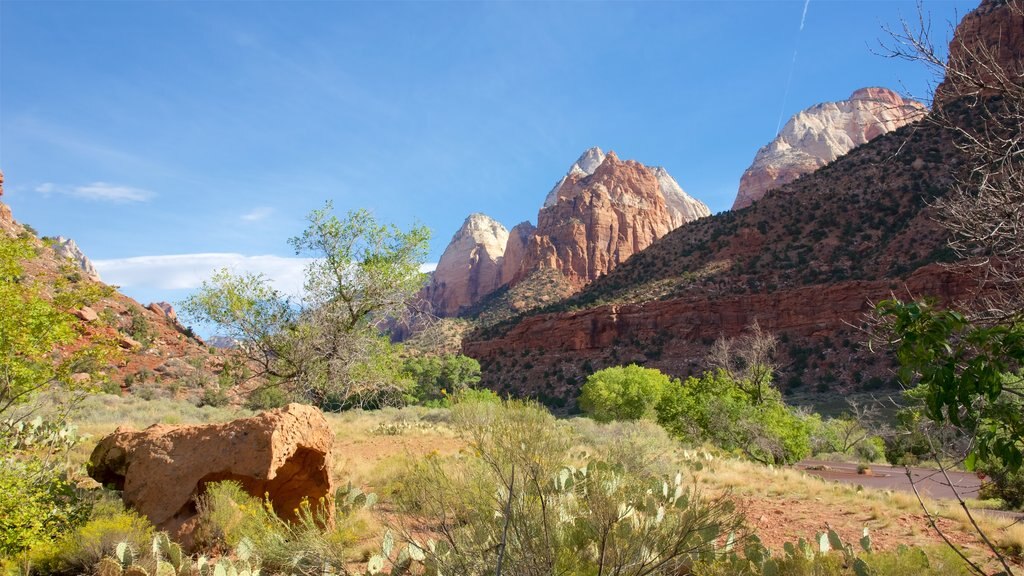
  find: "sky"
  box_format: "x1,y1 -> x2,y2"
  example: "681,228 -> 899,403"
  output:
0,0 -> 976,330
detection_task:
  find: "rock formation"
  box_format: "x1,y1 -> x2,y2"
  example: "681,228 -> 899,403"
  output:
733,87 -> 926,210
515,152 -> 675,289
0,170 -> 15,235
935,0 -> 1024,107
426,148 -> 708,317
424,213 -> 509,317
654,166 -> 711,227
500,221 -> 535,285
88,403 -> 334,546
52,236 -> 102,282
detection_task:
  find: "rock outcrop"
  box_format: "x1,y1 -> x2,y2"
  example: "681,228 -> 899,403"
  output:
425,214 -> 509,317
500,221 -> 535,286
733,87 -> 926,210
88,403 -> 334,546
515,152 -> 674,289
0,170 -> 16,236
543,147 -> 607,208
654,166 -> 711,227
52,236 -> 101,282
935,0 -> 1024,107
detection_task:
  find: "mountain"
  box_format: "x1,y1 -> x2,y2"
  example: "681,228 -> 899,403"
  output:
733,87 -> 926,210
463,100 -> 987,408
425,148 -> 710,318
934,0 -> 1024,107
1,172 -> 225,401
51,236 -> 101,282
423,213 -> 509,317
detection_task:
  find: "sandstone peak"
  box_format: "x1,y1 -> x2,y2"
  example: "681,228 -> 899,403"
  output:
544,146 -> 607,207
732,88 -> 926,210
424,213 -> 509,317
652,166 -> 712,227
934,0 -> 1024,107
500,221 -> 536,287
52,236 -> 102,282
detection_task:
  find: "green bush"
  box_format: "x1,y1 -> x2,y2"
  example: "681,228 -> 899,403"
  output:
577,364 -> 674,422
0,457 -> 90,557
401,354 -> 481,404
244,385 -> 291,411
979,458 -> 1024,510
656,370 -> 812,465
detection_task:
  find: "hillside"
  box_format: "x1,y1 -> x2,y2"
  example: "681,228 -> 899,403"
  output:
1,186 -> 227,403
463,100 -> 986,409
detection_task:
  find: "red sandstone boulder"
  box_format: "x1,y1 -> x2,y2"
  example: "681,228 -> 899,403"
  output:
87,403 -> 335,545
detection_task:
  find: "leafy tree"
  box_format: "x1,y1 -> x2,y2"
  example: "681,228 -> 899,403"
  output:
182,203 -> 430,409
707,321 -> 777,405
577,364 -> 674,422
401,354 -> 481,404
656,370 -> 811,465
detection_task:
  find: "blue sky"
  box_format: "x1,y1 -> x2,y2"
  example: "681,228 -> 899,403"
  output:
0,0 -> 975,322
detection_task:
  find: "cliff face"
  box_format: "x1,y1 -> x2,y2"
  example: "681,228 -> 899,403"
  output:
733,87 -> 926,210
464,102 -> 975,407
934,0 -> 1024,107
424,213 -> 509,317
499,221 -> 535,287
514,152 -> 674,290
53,236 -> 102,282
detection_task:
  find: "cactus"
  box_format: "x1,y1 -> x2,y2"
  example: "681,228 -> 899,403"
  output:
124,565 -> 150,576
96,556 -> 124,576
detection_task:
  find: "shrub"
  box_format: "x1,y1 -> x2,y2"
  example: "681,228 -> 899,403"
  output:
0,457 -> 91,557
979,458 -> 1024,510
402,354 -> 481,404
656,370 -> 812,465
32,497 -> 155,574
577,364 -> 674,422
385,400 -> 742,576
245,385 -> 291,411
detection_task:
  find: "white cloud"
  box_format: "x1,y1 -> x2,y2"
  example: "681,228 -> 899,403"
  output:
93,253 -> 439,297
35,181 -> 155,203
93,253 -> 313,296
241,207 -> 274,222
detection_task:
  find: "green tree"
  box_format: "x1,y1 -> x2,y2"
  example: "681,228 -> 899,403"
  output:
577,364 -> 674,422
401,354 -> 481,404
655,370 -> 811,465
182,203 -> 430,409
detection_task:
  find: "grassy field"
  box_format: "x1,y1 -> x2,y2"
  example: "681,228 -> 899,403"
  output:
65,394 -> 1023,573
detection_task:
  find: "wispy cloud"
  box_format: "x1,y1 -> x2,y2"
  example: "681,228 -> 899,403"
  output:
799,0 -> 811,31
93,253 -> 438,297
35,181 -> 156,203
241,207 -> 274,222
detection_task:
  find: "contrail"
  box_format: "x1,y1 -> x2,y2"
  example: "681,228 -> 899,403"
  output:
776,0 -> 811,136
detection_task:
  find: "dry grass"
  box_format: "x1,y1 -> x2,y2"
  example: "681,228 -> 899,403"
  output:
62,398 -> 1023,570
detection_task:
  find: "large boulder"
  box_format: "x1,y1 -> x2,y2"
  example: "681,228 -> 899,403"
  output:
88,403 -> 335,545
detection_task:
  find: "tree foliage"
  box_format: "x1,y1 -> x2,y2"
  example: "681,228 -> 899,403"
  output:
401,354 -> 481,404
656,370 -> 812,466
577,364 -> 674,422
182,203 -> 430,409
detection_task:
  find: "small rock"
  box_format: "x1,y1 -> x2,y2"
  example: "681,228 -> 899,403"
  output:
75,306 -> 99,322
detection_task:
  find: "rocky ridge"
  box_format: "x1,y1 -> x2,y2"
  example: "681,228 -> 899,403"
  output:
934,0 -> 1024,107
426,148 -> 709,317
464,96 -> 983,407
52,236 -> 102,282
733,87 -> 926,210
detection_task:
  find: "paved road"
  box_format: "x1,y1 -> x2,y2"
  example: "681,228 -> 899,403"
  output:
797,459 -> 982,500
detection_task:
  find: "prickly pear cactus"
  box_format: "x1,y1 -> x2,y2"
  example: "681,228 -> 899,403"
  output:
95,556 -> 124,576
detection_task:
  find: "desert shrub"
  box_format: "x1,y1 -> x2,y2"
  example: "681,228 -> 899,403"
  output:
809,417 -> 886,462
0,457 -> 90,557
569,417 -> 682,477
29,496 -> 154,574
451,386 -> 501,405
577,364 -> 674,422
978,458 -> 1024,510
244,385 -> 291,411
194,481 -> 370,575
384,400 -> 742,576
656,370 -> 812,465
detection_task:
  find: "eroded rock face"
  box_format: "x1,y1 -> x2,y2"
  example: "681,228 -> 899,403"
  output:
88,403 -> 334,546
500,221 -> 536,287
935,0 -> 1024,107
52,236 -> 101,282
654,166 -> 711,227
425,213 -> 509,317
733,87 -> 926,210
518,152 -> 674,289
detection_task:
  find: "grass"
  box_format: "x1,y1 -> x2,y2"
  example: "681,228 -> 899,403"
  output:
58,397 -> 1024,572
